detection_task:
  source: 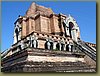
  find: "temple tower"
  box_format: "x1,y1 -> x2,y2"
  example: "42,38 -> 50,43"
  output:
13,2 -> 80,45
1,2 -> 96,72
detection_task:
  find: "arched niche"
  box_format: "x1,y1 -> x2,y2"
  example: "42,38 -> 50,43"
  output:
13,21 -> 22,44
69,22 -> 74,38
63,14 -> 80,42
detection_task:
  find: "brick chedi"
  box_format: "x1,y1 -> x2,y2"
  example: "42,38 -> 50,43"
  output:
1,2 -> 96,72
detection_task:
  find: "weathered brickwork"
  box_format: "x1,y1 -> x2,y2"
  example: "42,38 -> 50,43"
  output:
1,2 -> 96,72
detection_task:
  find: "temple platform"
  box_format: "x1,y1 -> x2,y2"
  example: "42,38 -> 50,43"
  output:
1,48 -> 96,72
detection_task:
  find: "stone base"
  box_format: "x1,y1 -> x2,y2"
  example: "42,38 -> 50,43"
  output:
1,61 -> 96,72
1,48 -> 96,72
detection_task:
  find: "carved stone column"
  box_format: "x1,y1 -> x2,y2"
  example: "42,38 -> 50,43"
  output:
13,31 -> 17,44
64,44 -> 66,51
17,46 -> 20,52
59,43 -> 61,51
63,20 -> 70,36
68,44 -> 71,52
71,28 -> 77,42
53,42 -> 57,50
66,27 -> 70,36
30,37 -> 33,47
13,21 -> 22,44
69,40 -> 73,52
20,40 -> 25,50
26,37 -> 31,47
46,38 -> 53,50
31,36 -> 38,48
60,39 -> 65,51
76,26 -> 80,39
33,40 -> 36,48
47,41 -> 51,50
66,41 -> 70,52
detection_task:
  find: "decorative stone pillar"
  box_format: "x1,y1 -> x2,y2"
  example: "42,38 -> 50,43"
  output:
17,46 -> 20,52
14,28 -> 19,44
33,40 -> 37,48
53,42 -> 57,50
63,20 -> 70,36
60,39 -> 65,51
13,31 -> 17,44
69,40 -> 74,52
47,41 -> 51,50
26,37 -> 31,47
76,26 -> 80,39
66,41 -> 70,52
71,28 -> 77,42
46,38 -> 53,50
59,43 -> 61,51
64,44 -> 66,51
68,44 -> 71,52
13,21 -> 22,44
31,36 -> 38,48
20,40 -> 25,50
66,27 -> 70,36
30,36 -> 33,47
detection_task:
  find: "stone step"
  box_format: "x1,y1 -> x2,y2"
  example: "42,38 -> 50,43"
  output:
2,48 -> 85,67
1,61 -> 96,72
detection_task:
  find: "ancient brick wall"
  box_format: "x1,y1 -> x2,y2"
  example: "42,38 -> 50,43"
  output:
53,15 -> 60,35
35,17 -> 41,32
21,18 -> 27,38
40,16 -> 51,33
26,2 -> 53,17
38,40 -> 46,49
19,2 -> 68,38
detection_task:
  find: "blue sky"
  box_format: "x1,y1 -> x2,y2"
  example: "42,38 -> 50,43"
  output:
1,1 -> 96,52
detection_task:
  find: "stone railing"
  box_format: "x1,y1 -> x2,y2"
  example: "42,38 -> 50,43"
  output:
74,40 -> 96,61
85,42 -> 96,49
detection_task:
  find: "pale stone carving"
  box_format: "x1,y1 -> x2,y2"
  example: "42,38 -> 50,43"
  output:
63,14 -> 80,42
13,21 -> 22,44
46,38 -> 52,50
20,40 -> 25,50
47,41 -> 51,50
27,35 -> 38,48
32,36 -> 37,48
53,42 -> 57,50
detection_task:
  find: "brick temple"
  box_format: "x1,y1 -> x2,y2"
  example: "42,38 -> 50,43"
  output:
1,2 -> 96,72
